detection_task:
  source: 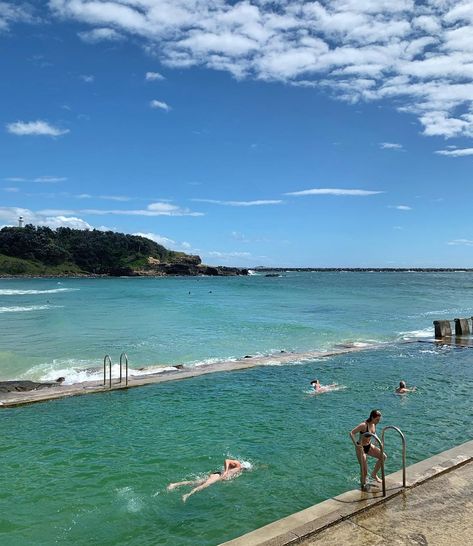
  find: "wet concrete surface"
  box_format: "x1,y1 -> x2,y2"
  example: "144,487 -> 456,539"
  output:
303,460 -> 473,546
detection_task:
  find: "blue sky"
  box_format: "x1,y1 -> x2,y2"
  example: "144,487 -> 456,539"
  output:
1,0 -> 473,267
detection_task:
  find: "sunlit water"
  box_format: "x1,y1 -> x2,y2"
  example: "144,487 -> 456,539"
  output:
1,273 -> 473,545
1,272 -> 473,382
2,344 -> 473,545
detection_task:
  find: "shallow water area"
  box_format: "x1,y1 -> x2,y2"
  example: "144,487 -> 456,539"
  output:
2,342 -> 473,545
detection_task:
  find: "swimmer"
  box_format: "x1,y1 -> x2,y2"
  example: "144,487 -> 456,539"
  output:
395,380 -> 416,394
167,459 -> 246,502
310,379 -> 338,393
350,409 -> 387,489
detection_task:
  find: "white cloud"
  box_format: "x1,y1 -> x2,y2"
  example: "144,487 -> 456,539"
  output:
192,198 -> 282,206
0,206 -> 92,230
6,120 -> 69,136
36,201 -> 204,217
3,187 -> 19,192
98,194 -> 132,202
133,231 -> 176,247
35,176 -> 67,183
145,71 -> 164,81
79,74 -> 94,83
286,188 -> 383,196
0,2 -> 36,32
207,251 -> 251,258
133,232 -> 196,252
447,239 -> 473,246
435,147 -> 473,157
37,215 -> 93,229
150,99 -> 171,111
47,0 -> 473,139
78,27 -> 123,42
3,175 -> 67,183
380,142 -> 403,150
390,205 -> 412,210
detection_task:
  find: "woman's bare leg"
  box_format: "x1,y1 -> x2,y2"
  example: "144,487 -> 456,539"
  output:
182,473 -> 221,502
368,445 -> 387,482
355,447 -> 368,489
167,479 -> 203,491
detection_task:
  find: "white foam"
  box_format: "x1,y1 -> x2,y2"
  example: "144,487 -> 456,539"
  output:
0,288 -> 79,295
399,327 -> 433,339
0,304 -> 62,313
116,487 -> 144,513
192,357 -> 237,367
247,270 -> 260,276
26,359 -> 180,384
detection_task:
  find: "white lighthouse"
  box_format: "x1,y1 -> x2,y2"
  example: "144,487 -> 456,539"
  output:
18,216 -> 24,228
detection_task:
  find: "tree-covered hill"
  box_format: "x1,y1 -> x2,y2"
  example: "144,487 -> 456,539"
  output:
0,225 -> 190,276
0,225 -> 247,276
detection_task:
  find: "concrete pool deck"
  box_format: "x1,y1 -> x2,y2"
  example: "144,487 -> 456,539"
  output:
0,343 -> 376,408
221,440 -> 473,546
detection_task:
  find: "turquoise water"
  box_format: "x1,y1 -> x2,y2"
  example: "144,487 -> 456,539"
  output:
1,272 -> 473,381
1,343 -> 473,545
1,273 -> 473,545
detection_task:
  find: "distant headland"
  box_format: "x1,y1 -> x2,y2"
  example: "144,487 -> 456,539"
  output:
0,225 -> 247,277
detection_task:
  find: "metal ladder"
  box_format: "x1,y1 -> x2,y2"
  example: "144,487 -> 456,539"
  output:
362,426 -> 406,496
103,352 -> 129,388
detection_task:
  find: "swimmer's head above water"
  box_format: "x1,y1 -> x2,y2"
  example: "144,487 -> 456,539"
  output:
399,380 -> 406,388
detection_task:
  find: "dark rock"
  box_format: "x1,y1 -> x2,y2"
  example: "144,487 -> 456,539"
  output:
0,380 -> 59,393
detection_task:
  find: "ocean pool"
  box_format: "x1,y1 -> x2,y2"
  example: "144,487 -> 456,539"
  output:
1,342 -> 473,545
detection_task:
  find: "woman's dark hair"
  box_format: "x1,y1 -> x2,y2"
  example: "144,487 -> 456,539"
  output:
310,379 -> 318,384
399,381 -> 406,388
367,409 -> 381,421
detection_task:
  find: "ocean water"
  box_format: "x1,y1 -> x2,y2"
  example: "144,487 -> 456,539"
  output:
1,272 -> 473,545
1,271 -> 473,382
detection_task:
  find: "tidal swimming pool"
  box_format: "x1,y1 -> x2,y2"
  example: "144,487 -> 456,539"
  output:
2,342 -> 473,546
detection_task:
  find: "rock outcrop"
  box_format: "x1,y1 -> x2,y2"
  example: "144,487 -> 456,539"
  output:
131,255 -> 248,276
0,380 -> 61,393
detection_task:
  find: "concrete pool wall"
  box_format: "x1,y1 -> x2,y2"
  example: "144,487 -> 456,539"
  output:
220,440 -> 473,546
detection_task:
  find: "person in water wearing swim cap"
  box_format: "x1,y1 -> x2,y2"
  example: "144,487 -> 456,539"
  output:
350,409 -> 387,489
395,380 -> 416,394
310,378 -> 338,393
167,459 -> 246,502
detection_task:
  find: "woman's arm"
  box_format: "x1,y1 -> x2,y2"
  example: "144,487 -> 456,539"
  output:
349,423 -> 364,446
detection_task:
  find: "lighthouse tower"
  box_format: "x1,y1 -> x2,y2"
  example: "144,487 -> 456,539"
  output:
18,216 -> 24,228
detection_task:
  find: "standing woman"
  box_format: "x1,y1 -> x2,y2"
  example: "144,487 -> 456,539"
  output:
349,409 -> 387,489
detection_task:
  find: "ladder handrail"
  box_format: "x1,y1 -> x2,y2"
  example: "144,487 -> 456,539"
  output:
381,425 -> 407,496
119,352 -> 129,386
103,355 -> 112,389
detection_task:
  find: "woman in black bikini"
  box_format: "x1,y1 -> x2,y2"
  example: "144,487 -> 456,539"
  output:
167,459 -> 244,502
350,409 -> 387,489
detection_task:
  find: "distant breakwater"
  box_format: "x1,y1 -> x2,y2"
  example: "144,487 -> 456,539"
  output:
255,268 -> 473,272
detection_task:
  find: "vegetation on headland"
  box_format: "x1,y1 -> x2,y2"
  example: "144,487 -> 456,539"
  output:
0,225 -> 247,277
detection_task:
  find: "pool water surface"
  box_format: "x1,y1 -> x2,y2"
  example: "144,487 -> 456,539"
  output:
1,342 -> 473,545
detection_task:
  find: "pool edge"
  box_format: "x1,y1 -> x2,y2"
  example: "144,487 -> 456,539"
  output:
219,439 -> 473,546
